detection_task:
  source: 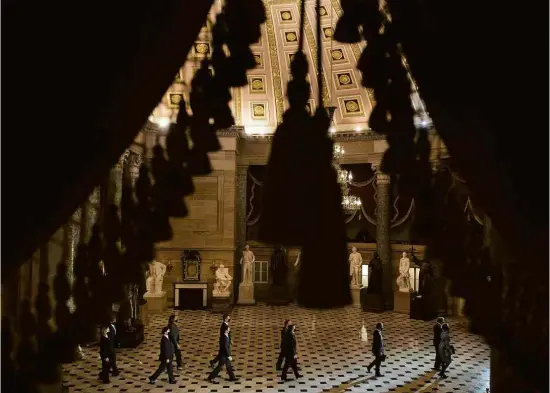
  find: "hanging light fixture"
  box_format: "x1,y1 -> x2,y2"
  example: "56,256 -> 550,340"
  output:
331,142 -> 361,214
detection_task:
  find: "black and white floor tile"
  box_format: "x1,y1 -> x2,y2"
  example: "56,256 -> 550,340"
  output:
63,304 -> 490,393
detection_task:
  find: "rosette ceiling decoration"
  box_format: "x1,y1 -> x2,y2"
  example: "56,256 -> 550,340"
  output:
150,0 -> 377,135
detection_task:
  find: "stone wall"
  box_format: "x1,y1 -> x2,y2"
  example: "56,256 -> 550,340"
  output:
156,135 -> 238,306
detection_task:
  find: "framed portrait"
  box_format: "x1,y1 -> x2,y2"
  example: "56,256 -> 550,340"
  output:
182,250 -> 201,281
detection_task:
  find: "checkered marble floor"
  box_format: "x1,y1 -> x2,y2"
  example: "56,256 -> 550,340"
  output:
63,304 -> 490,393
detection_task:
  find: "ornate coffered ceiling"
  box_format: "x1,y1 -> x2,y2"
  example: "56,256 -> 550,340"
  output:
154,0 -> 373,135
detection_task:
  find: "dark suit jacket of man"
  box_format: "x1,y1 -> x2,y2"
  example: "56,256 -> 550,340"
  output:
158,335 -> 175,361
168,322 -> 180,349
282,331 -> 297,358
108,323 -> 119,350
99,336 -> 113,360
280,326 -> 288,349
433,323 -> 442,347
218,334 -> 231,358
219,321 -> 229,337
371,329 -> 384,356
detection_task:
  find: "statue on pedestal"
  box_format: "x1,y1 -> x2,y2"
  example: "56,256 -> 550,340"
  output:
396,252 -> 412,292
239,245 -> 255,284
419,259 -> 435,296
367,251 -> 383,294
146,261 -> 167,295
349,247 -> 363,288
270,245 -> 288,286
213,264 -> 233,297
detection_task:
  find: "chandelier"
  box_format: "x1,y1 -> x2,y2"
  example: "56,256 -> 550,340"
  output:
332,143 -> 361,215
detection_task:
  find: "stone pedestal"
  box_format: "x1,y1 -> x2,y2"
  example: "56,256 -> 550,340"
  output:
212,296 -> 232,314
237,283 -> 255,305
410,295 -> 437,321
350,286 -> 361,306
394,291 -> 411,314
267,285 -> 292,306
361,289 -> 385,313
143,291 -> 167,314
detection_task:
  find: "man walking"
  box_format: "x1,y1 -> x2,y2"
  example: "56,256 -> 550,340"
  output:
168,314 -> 183,371
276,319 -> 291,370
108,315 -> 120,376
367,322 -> 385,377
149,327 -> 176,384
433,317 -> 444,370
210,314 -> 231,368
207,326 -> 238,383
98,326 -> 113,383
281,325 -> 302,381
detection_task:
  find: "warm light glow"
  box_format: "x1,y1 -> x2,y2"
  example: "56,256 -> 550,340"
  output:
329,126 -> 336,133
355,126 -> 361,132
157,117 -> 171,129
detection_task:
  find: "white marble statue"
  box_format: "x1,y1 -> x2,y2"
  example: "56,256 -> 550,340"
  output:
294,250 -> 301,267
239,245 -> 255,284
349,247 -> 363,288
213,264 -> 233,297
146,261 -> 167,294
396,252 -> 412,292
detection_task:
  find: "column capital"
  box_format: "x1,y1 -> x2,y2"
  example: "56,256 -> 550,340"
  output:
237,165 -> 249,176
371,164 -> 391,184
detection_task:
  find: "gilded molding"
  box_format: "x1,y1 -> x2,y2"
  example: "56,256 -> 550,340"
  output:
303,8 -> 330,107
330,0 -> 362,62
264,4 -> 285,123
234,87 -> 242,126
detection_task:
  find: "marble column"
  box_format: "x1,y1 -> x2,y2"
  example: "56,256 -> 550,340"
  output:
234,165 -> 248,302
372,164 -> 392,309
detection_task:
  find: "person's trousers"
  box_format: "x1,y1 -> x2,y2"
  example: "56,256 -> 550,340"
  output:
175,348 -> 183,367
109,351 -> 119,373
209,356 -> 235,379
368,354 -> 383,375
276,350 -> 285,369
434,345 -> 442,369
100,359 -> 111,382
281,357 -> 299,379
150,359 -> 175,382
440,361 -> 449,374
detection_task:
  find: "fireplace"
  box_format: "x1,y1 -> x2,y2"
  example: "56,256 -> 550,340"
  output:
174,283 -> 208,310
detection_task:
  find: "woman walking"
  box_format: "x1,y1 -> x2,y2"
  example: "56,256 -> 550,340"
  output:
438,323 -> 453,378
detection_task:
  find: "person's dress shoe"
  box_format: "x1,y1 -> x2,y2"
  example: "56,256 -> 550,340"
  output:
207,377 -> 218,384
111,372 -> 120,377
169,380 -> 177,384
375,373 -> 383,377
209,361 -> 215,369
229,377 -> 239,382
148,378 -> 155,384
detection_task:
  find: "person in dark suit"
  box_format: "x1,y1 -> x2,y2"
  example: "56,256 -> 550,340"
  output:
168,314 -> 183,371
433,317 -> 444,370
108,315 -> 120,376
276,319 -> 291,370
149,327 -> 176,384
207,326 -> 238,383
99,326 -> 113,383
281,324 -> 302,382
209,313 -> 231,368
367,322 -> 385,377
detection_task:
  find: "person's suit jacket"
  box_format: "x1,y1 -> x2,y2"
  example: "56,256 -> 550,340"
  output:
433,323 -> 442,346
158,335 -> 175,361
108,323 -> 119,350
99,336 -> 113,360
219,321 -> 229,337
218,333 -> 231,358
371,329 -> 384,356
279,326 -> 288,349
168,322 -> 180,349
282,331 -> 297,358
